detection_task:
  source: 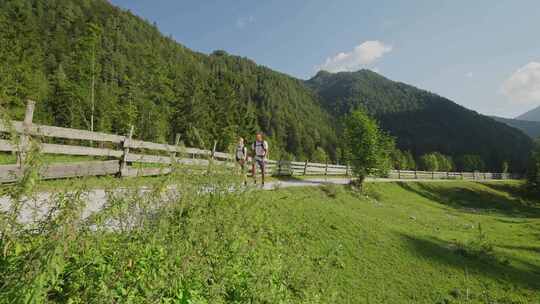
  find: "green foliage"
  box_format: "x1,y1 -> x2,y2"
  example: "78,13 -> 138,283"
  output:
526,140 -> 540,195
403,150 -> 416,170
0,0 -> 335,161
1,171 -> 539,302
457,154 -> 486,172
307,69 -> 533,172
311,146 -> 328,163
392,149 -> 417,170
502,161 -> 510,174
419,152 -> 454,171
342,110 -> 394,183
420,153 -> 439,171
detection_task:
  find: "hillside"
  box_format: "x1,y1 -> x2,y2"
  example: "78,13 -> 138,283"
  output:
492,116 -> 540,139
516,105 -> 540,122
0,0 -> 335,160
2,175 -> 539,302
0,0 -> 534,171
306,70 -> 533,172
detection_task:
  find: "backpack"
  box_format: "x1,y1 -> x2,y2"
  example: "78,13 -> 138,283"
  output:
236,145 -> 247,161
253,140 -> 268,157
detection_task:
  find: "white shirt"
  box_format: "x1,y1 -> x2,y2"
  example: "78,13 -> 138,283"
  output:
252,140 -> 268,159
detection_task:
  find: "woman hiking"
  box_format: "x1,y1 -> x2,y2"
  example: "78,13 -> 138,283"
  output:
235,137 -> 248,184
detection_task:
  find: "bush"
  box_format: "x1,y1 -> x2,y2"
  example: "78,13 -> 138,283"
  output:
526,140 -> 540,195
342,110 -> 394,185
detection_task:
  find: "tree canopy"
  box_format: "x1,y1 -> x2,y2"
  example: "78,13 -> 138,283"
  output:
342,110 -> 394,184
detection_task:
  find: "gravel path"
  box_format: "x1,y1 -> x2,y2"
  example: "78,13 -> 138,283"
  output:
0,177 -> 506,223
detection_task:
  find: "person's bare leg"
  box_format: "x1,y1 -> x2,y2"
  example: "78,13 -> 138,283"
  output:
261,162 -> 265,185
252,162 -> 257,184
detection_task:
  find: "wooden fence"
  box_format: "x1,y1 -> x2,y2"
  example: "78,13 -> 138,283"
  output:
0,101 -> 519,184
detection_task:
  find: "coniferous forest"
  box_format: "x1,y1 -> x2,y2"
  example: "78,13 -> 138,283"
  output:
0,0 -> 533,172
0,0 -> 336,161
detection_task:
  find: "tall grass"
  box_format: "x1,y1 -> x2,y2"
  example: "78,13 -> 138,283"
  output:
0,143 -> 328,303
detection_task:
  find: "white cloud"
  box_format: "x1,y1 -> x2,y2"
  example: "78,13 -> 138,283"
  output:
501,62 -> 540,104
466,72 -> 473,78
236,16 -> 255,29
316,40 -> 392,73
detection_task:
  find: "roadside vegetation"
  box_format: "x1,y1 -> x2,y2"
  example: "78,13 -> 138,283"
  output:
1,155 -> 538,303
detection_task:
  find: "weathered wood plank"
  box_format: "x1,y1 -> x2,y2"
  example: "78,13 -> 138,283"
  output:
213,151 -> 232,159
126,153 -> 172,164
328,165 -> 347,170
41,143 -> 123,158
127,140 -> 221,159
307,162 -> 327,168
0,139 -> 15,152
0,121 -> 126,143
127,139 -> 176,152
40,160 -> 120,179
1,160 -> 120,183
0,165 -> 22,183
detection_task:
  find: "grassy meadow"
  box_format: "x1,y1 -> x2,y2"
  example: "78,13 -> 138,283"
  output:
0,170 -> 538,303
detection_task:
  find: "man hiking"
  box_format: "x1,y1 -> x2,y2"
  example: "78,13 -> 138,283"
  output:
235,137 -> 248,184
252,132 -> 269,186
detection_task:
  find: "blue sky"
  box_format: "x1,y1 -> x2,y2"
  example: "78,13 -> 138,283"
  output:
111,0 -> 540,118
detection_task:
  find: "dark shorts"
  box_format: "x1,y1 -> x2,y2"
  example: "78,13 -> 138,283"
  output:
254,158 -> 266,170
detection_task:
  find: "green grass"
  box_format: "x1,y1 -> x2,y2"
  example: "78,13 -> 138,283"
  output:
253,181 -> 539,303
1,175 -> 538,303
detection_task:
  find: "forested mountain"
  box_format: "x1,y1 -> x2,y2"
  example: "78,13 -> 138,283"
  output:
0,0 -> 335,160
516,105 -> 540,122
491,116 -> 540,139
0,0 -> 533,171
306,70 -> 533,172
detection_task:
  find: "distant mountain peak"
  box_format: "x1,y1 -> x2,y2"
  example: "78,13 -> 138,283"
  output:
516,105 -> 540,122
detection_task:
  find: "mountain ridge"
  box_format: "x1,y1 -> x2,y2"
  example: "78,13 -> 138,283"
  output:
491,116 -> 540,139
306,69 -> 533,171
0,0 -> 533,172
516,105 -> 540,122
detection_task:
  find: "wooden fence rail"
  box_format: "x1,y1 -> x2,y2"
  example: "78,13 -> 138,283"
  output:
0,101 -> 520,184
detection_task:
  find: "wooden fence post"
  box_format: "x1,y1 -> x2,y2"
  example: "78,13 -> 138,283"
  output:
432,171 -> 435,180
278,159 -> 282,176
17,100 -> 35,168
325,160 -> 328,176
446,171 -> 449,179
414,170 -> 418,179
303,160 -> 308,176
119,125 -> 134,177
171,133 -> 181,165
211,140 -> 217,160
398,169 -> 401,180
345,163 -> 350,176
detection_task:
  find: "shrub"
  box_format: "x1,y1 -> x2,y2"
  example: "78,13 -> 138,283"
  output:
526,140 -> 540,196
342,110 -> 394,186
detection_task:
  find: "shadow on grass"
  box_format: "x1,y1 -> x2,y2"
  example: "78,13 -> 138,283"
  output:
396,182 -> 540,218
399,233 -> 540,290
497,244 -> 540,254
